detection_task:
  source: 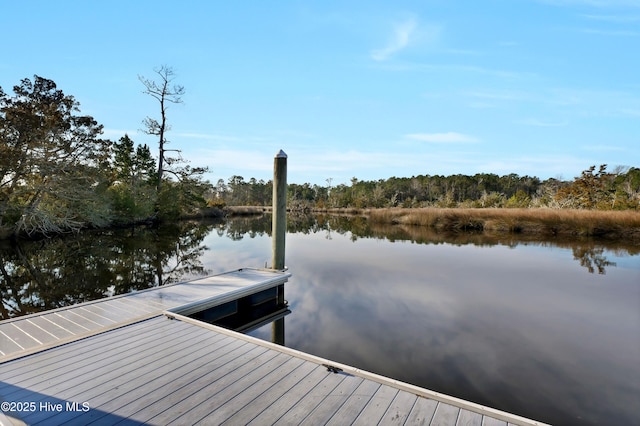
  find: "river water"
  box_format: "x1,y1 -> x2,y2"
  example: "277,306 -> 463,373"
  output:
1,215 -> 639,425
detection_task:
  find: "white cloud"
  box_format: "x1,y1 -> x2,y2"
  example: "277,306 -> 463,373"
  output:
371,18 -> 418,61
405,132 -> 479,143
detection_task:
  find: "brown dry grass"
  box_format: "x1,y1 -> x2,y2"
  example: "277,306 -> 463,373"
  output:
367,208 -> 640,239
225,206 -> 268,216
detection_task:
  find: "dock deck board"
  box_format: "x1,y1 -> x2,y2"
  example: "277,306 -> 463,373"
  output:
0,268 -> 548,426
0,268 -> 290,360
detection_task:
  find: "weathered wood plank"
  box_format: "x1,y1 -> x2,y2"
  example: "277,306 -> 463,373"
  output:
3,324 -> 171,404
53,334 -> 245,425
245,366 -> 331,425
11,319 -> 60,344
2,323 -> 41,349
482,417 -> 508,426
25,316 -> 75,339
193,356 -> 307,425
46,311 -> 92,334
109,296 -> 157,316
19,322 -> 236,424
2,315 -> 162,379
272,369 -> 347,426
75,301 -> 132,322
165,351 -> 290,425
139,346 -> 273,425
219,359 -> 319,425
73,306 -> 119,326
50,310 -> 97,331
0,330 -> 23,355
299,374 -> 365,425
431,402 -> 461,426
352,384 -> 399,425
325,379 -> 381,426
1,316 -> 170,384
405,395 -> 438,425
457,408 -> 482,426
126,296 -> 183,311
0,268 -> 291,361
5,328 -> 190,414
378,390 -> 419,425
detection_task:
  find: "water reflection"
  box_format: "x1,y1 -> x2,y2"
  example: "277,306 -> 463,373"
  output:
0,221 -> 216,319
572,245 -> 617,274
1,215 -> 638,425
250,227 -> 639,426
2,215 -> 635,319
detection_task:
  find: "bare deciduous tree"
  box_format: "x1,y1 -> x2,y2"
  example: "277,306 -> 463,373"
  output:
139,65 -> 185,194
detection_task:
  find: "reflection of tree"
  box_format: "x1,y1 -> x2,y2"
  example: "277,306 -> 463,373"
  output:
572,245 -> 616,274
3,214 -> 632,319
224,215 -> 271,240
0,221 -> 215,319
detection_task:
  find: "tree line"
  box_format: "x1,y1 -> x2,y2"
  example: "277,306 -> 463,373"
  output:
213,165 -> 640,211
1,71 -> 209,239
2,73 -> 638,240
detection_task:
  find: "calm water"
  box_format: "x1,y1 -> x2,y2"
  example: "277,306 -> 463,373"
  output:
1,215 -> 639,425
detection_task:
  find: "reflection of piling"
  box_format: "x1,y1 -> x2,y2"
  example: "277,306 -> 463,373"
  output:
271,150 -> 287,345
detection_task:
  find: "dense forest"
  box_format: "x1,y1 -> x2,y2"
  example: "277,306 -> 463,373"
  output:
212,164 -> 640,211
1,75 -> 638,239
0,74 -> 210,238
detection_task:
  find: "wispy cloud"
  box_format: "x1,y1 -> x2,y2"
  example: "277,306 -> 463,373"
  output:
376,62 -> 535,80
580,13 -> 640,22
582,144 -> 626,152
478,155 -> 590,178
371,18 -> 418,61
620,108 -> 640,116
405,132 -> 479,143
464,89 -> 532,102
463,90 -> 531,109
516,118 -> 569,127
580,28 -> 640,36
539,0 -> 640,7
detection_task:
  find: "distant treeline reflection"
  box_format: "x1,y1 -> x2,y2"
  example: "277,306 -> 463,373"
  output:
1,215 -> 635,319
0,221 -> 216,319
230,213 -> 632,275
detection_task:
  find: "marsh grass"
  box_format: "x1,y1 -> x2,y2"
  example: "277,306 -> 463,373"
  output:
367,208 -> 640,240
225,206 -> 267,216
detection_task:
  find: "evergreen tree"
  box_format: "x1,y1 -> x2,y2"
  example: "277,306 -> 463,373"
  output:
0,76 -> 111,236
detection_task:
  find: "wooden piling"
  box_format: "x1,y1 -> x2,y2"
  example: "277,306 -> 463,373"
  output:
272,150 -> 287,270
271,150 -> 287,345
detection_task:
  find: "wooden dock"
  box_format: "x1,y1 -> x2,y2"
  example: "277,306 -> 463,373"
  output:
0,268 -> 548,426
0,268 -> 290,361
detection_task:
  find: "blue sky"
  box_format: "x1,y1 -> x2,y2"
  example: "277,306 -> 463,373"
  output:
1,0 -> 639,186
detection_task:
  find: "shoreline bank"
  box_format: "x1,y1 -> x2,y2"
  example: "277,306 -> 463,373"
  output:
225,206 -> 640,242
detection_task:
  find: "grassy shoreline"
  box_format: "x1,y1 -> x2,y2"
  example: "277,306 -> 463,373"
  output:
365,207 -> 640,240
217,205 -> 640,241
